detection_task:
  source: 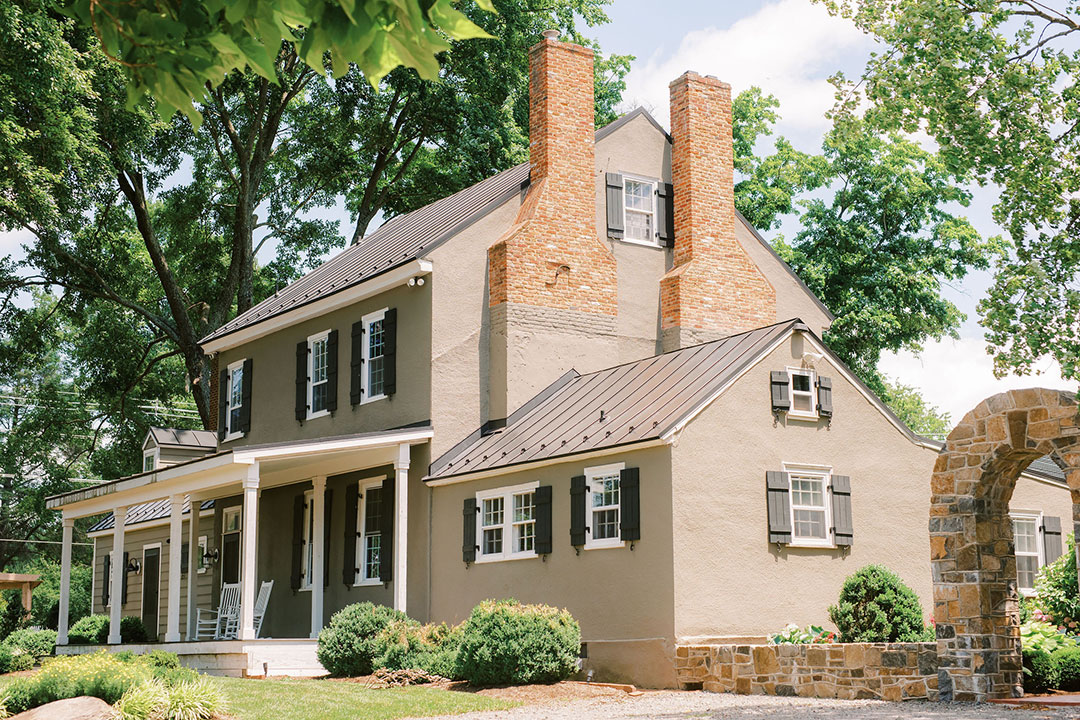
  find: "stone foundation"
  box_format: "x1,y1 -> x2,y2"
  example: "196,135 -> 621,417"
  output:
675,642 -> 938,701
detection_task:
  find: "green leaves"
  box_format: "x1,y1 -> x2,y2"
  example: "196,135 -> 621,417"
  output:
59,0 -> 498,122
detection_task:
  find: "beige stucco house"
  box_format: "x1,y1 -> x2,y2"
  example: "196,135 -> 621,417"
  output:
48,33 -> 1073,686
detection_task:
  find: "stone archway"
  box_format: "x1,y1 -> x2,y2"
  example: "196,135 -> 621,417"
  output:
931,388 -> 1080,701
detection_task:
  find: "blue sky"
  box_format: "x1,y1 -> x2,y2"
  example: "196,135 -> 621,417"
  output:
0,0 -> 1071,422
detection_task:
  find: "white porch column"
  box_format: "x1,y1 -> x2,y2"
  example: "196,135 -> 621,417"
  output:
57,516 -> 74,646
238,464 -> 260,640
310,476 -> 326,638
165,494 -> 184,642
393,444 -> 409,613
108,505 -> 128,645
185,494 -> 201,640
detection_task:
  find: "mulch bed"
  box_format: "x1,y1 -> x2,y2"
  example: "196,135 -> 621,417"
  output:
328,673 -> 631,703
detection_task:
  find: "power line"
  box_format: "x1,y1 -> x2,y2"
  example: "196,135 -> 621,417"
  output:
0,538 -> 92,546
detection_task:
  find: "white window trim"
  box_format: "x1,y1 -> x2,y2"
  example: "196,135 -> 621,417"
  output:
783,463 -> 835,549
786,366 -> 819,421
223,358 -> 247,442
620,174 -> 660,248
474,481 -> 541,563
585,462 -> 626,551
197,535 -> 208,574
354,479 -> 386,586
1010,510 -> 1044,596
361,308 -> 388,405
142,448 -> 159,472
300,489 -> 315,591
307,330 -> 331,420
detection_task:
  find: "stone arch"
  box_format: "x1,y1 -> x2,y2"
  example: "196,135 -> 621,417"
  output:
931,388 -> 1080,701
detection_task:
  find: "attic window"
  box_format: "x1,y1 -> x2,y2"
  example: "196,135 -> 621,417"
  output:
788,368 -> 817,419
623,177 -> 656,244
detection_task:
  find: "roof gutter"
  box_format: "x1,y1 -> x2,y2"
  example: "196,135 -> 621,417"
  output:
201,258 -> 433,354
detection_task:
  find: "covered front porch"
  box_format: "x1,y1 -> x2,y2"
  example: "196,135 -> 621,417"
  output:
48,427 -> 432,658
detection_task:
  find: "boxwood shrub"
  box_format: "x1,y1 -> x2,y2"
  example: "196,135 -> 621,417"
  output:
1023,648 -> 1059,694
67,614 -> 150,645
5,628 -> 57,658
372,620 -> 461,679
456,599 -> 580,685
1053,647 -> 1080,692
827,565 -> 927,643
317,602 -> 412,676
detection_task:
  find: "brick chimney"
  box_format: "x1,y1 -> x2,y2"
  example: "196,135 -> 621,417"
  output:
486,32 -> 618,420
660,72 -> 775,351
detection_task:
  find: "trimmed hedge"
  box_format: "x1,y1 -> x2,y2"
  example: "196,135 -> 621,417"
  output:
827,565 -> 927,643
1023,649 -> 1059,694
372,620 -> 461,679
67,614 -> 150,645
1053,647 -> 1080,692
317,603 -> 411,677
456,599 -> 580,685
5,628 -> 57,658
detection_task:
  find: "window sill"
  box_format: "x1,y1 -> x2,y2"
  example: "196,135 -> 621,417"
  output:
785,412 -> 820,423
584,540 -> 626,551
785,540 -> 837,550
473,553 -> 540,564
615,236 -> 664,249
360,394 -> 387,406
352,579 -> 383,588
221,432 -> 245,444
306,410 -> 330,421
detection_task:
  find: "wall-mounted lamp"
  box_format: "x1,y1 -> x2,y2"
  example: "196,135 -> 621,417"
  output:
202,548 -> 220,566
126,558 -> 141,574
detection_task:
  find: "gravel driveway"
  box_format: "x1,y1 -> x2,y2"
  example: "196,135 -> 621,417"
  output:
423,691 -> 1076,720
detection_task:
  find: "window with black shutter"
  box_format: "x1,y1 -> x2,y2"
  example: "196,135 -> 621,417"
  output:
295,341 -> 307,422
534,486 -> 552,555
462,498 -> 478,564
343,483 -> 359,584
619,467 -> 640,542
830,475 -> 853,546
656,183 -> 674,247
766,471 -> 792,544
570,475 -> 586,547
290,494 -> 304,590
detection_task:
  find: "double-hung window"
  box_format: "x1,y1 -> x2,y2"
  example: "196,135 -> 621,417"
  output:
1012,513 -> 1043,594
787,467 -> 832,547
623,177 -> 657,244
586,463 -> 624,549
225,359 -> 245,439
787,368 -> 817,419
142,451 -> 156,472
355,482 -> 384,584
307,331 -> 330,419
475,482 -> 538,562
362,309 -> 387,403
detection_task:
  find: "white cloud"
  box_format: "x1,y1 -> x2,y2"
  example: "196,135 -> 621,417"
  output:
622,0 -> 874,134
879,338 -> 1075,424
0,229 -> 31,262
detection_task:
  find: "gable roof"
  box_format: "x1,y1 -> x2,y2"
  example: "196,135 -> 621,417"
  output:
87,497 -> 215,534
427,320 -> 799,481
146,427 -> 217,450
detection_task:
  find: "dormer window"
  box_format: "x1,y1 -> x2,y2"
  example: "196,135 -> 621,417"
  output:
143,451 -> 156,472
623,177 -> 657,244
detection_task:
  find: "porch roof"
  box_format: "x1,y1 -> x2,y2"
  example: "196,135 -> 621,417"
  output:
48,425 -> 433,518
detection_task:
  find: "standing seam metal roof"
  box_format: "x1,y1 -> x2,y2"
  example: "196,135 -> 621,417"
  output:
427,320 -> 798,480
87,498 -> 215,534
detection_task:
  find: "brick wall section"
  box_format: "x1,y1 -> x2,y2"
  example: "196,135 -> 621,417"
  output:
487,37 -> 617,316
675,643 -> 938,702
660,72 -> 775,348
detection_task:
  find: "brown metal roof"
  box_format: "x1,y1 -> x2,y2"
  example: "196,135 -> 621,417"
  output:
148,427 -> 217,449
427,320 -> 800,480
87,498 -> 215,534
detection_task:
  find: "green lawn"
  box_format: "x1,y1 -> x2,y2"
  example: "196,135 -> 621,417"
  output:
212,676 -> 517,720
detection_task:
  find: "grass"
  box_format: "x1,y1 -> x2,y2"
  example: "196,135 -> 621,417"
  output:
211,676 -> 518,720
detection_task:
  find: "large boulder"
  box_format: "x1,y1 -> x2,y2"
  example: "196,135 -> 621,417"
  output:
10,696 -> 117,720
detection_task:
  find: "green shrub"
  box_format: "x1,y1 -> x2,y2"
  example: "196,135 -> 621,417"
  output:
317,602 -> 412,677
769,623 -> 836,644
16,558 -> 93,631
115,678 -> 168,720
3,652 -> 152,713
139,649 -> 180,670
1034,534 -> 1080,629
827,565 -> 927,643
166,678 -> 223,720
1053,647 -> 1080,692
1023,648 -> 1059,694
4,628 -> 56,658
0,645 -> 13,674
66,614 -> 150,645
456,599 -> 580,686
1021,620 -> 1077,654
372,620 -> 462,678
9,654 -> 33,672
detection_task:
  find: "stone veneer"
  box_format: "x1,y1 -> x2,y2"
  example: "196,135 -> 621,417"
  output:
675,643 -> 938,702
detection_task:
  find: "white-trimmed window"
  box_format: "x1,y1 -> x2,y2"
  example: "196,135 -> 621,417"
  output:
1012,513 -> 1043,594
142,450 -> 157,472
475,482 -> 539,562
301,489 -> 315,589
623,177 -> 657,244
355,481 -> 384,584
787,367 -> 818,419
362,309 -> 387,403
786,466 -> 833,547
307,331 -> 330,419
586,462 -> 624,550
224,359 -> 245,440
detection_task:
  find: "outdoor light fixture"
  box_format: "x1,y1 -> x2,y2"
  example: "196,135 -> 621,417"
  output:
126,558 -> 141,574
407,276 -> 426,287
202,548 -> 220,565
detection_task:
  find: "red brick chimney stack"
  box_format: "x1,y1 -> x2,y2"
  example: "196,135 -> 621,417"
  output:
660,72 -> 775,350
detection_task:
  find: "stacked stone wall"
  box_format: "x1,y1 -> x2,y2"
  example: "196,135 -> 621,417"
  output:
674,642 -> 938,702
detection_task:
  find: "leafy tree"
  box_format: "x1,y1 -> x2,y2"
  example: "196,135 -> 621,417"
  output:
61,0 -> 498,121
816,0 -> 1080,381
882,379 -> 951,439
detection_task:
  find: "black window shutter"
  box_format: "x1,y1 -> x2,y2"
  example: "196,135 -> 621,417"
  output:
323,488 -> 333,586
770,371 -> 790,412
534,486 -> 552,555
830,475 -> 853,546
570,475 -> 587,546
380,476 -> 394,582
217,368 -> 228,440
102,552 -> 111,606
1043,516 -> 1064,564
462,498 -> 478,563
350,321 -> 363,406
817,376 -> 833,418
383,309 -> 397,397
295,341 -> 308,422
343,483 -> 359,584
656,183 -> 674,247
181,543 -> 190,574
605,173 -> 624,238
620,467 -> 641,542
326,329 -> 339,413
121,551 -> 129,606
290,494 -> 304,590
766,471 -> 792,543
240,358 -> 253,433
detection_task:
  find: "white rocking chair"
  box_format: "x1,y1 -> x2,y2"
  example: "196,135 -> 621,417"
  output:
195,582 -> 240,640
252,580 -> 273,638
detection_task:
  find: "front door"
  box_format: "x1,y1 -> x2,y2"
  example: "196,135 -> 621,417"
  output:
141,546 -> 160,639
221,532 -> 240,584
